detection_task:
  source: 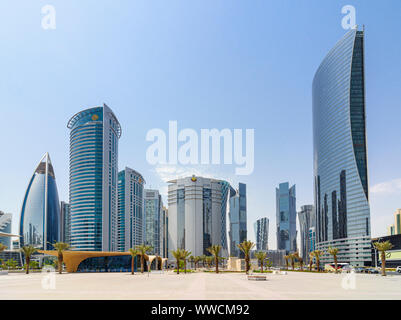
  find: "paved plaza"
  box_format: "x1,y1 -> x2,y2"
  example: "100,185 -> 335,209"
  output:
1,271 -> 401,300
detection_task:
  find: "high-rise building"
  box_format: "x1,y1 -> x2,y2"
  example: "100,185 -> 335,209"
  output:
0,211 -> 12,248
117,167 -> 145,252
388,209 -> 401,235
228,183 -> 247,257
168,176 -> 233,258
276,182 -> 297,253
160,206 -> 168,258
254,217 -> 269,251
313,27 -> 371,266
297,205 -> 315,261
144,189 -> 162,255
19,153 -> 60,249
220,181 -> 237,257
67,104 -> 121,251
60,201 -> 71,244
309,227 -> 316,253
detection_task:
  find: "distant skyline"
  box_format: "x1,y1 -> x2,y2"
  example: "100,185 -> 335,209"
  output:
1,1 -> 401,250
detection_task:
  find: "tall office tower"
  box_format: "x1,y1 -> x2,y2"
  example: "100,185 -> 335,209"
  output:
220,181 -> 237,257
276,182 -> 297,253
168,176 -> 232,258
0,211 -> 12,248
117,167 -> 145,252
19,153 -> 60,249
393,209 -> 401,235
67,104 -> 121,251
313,27 -> 371,266
160,206 -> 168,258
254,217 -> 269,251
60,201 -> 71,244
228,183 -> 247,257
297,205 -> 315,261
144,189 -> 163,255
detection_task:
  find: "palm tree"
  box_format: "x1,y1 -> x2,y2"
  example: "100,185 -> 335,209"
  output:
312,250 -> 323,272
289,252 -> 297,270
284,255 -> 290,270
207,245 -> 222,273
237,240 -> 255,274
327,247 -> 339,273
294,252 -> 304,270
129,248 -> 140,275
181,250 -> 192,274
189,255 -> 195,269
5,259 -> 18,270
309,252 -> 314,271
0,243 -> 7,253
171,249 -> 182,274
20,245 -> 37,274
255,251 -> 267,273
52,242 -> 69,274
206,256 -> 213,269
194,256 -> 201,270
373,240 -> 394,276
136,244 -> 153,273
200,255 -> 207,268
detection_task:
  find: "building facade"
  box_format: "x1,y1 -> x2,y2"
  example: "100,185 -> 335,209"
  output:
168,176 -> 231,258
297,205 -> 315,261
19,153 -> 60,250
60,201 -> 71,244
387,209 -> 401,236
0,211 -> 12,248
228,183 -> 247,257
160,206 -> 168,258
67,104 -> 121,251
371,234 -> 401,268
144,189 -> 163,255
117,167 -> 145,252
276,182 -> 297,253
313,28 -> 371,266
254,217 -> 269,251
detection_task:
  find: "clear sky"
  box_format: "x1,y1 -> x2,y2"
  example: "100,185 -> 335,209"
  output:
1,0 -> 400,249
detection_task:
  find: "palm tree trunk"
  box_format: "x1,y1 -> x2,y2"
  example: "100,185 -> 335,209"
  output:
176,259 -> 180,274
334,256 -> 338,274
381,252 -> 386,276
261,261 -> 264,273
26,257 -> 30,274
58,253 -> 63,274
141,255 -> 144,273
131,256 -> 135,275
184,260 -> 187,274
215,256 -> 219,274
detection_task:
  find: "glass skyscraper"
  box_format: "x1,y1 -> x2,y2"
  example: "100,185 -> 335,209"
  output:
0,211 -> 12,248
67,104 -> 121,251
60,201 -> 71,244
144,189 -> 162,255
117,167 -> 145,252
228,183 -> 247,257
313,27 -> 371,266
297,205 -> 315,261
276,182 -> 296,253
254,217 -> 269,251
19,153 -> 60,249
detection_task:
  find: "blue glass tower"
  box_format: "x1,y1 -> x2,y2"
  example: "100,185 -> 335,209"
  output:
67,104 -> 121,251
228,183 -> 247,257
19,153 -> 60,249
313,28 -> 371,266
276,182 -> 296,253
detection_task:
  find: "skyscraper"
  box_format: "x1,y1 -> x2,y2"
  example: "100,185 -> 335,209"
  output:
388,209 -> 401,236
117,167 -> 145,252
60,201 -> 71,244
254,217 -> 269,251
19,153 -> 60,249
276,182 -> 296,253
0,211 -> 12,248
313,27 -> 371,266
297,205 -> 315,261
160,206 -> 168,258
167,176 -> 232,258
144,189 -> 162,255
67,104 -> 121,251
228,183 -> 247,257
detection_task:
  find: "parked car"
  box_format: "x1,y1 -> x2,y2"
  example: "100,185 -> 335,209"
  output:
353,267 -> 365,273
363,268 -> 379,274
396,266 -> 401,273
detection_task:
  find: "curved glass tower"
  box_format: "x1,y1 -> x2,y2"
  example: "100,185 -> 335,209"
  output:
313,27 -> 371,266
19,153 -> 60,249
67,104 -> 121,251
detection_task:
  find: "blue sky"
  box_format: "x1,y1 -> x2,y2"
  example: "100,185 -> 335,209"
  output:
0,0 -> 400,249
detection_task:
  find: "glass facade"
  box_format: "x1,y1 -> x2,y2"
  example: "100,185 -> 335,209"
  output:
0,211 -> 12,248
76,254 -> 137,272
67,104 -> 121,251
313,28 -> 371,266
297,205 -> 314,261
19,153 -> 60,250
229,183 -> 247,257
276,182 -> 296,253
254,217 -> 269,251
144,189 -> 162,255
117,168 -> 144,252
60,201 -> 71,244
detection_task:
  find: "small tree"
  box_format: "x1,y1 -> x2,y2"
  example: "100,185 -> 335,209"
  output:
181,250 -> 192,274
374,241 -> 394,276
289,252 -> 297,270
194,256 -> 201,270
312,250 -> 323,272
309,252 -> 314,271
328,247 -> 339,273
255,251 -> 267,273
171,249 -> 182,274
237,240 -> 255,274
284,255 -> 290,270
5,259 -> 18,270
52,242 -> 69,274
136,244 -> 153,273
207,245 -> 222,274
20,245 -> 37,274
129,248 -> 140,275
